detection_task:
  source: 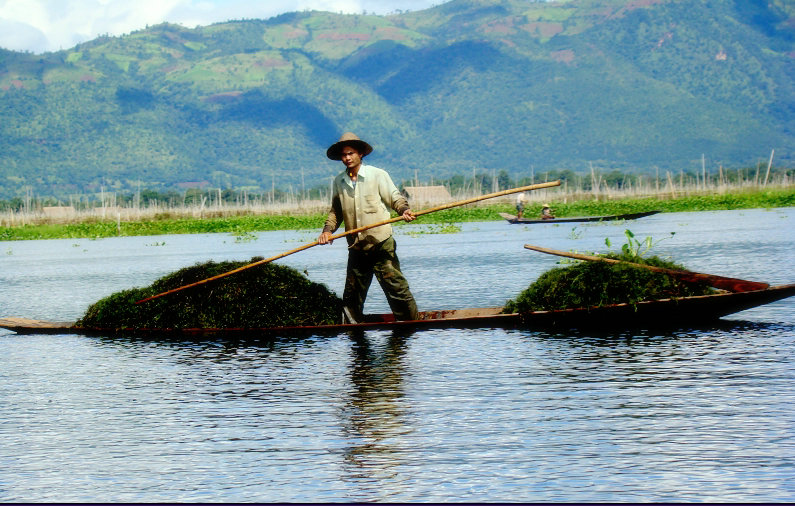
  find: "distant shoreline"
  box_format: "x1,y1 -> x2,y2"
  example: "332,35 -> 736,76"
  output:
2,187 -> 792,241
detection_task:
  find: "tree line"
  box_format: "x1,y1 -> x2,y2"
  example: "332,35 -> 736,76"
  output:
2,164 -> 791,213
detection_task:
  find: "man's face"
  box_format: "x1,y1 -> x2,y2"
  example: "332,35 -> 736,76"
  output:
340,145 -> 362,172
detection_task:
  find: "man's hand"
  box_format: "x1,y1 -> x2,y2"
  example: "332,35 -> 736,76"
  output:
318,231 -> 334,245
402,209 -> 416,222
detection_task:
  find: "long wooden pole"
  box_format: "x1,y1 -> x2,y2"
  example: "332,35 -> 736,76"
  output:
523,243 -> 769,293
135,180 -> 561,304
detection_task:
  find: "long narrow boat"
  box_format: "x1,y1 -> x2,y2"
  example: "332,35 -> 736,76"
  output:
2,283 -> 793,336
500,210 -> 661,224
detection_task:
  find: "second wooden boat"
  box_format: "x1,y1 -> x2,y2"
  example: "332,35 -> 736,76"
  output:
500,210 -> 661,224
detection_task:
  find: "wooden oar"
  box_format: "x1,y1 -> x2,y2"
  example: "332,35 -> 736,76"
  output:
523,244 -> 770,293
134,180 -> 561,304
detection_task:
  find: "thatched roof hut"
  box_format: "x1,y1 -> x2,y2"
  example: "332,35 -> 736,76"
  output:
402,186 -> 452,206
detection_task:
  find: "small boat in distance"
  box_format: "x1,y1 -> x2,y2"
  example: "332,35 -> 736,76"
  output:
2,282 -> 793,337
500,210 -> 661,224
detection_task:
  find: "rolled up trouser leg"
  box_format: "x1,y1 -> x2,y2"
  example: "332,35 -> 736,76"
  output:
372,236 -> 418,321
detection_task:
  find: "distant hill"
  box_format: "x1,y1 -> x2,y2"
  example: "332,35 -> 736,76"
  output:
1,0 -> 793,200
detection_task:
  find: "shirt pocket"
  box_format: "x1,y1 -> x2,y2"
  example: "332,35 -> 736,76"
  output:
363,195 -> 381,214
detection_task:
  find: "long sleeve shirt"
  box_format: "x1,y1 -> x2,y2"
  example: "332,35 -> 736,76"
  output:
322,164 -> 410,250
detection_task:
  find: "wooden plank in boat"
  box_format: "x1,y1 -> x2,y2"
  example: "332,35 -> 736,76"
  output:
0,317 -> 75,333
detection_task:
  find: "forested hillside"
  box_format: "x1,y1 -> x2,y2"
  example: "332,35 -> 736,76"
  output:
1,0 -> 793,200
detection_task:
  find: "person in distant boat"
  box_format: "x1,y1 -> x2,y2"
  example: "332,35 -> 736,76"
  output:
515,192 -> 528,219
317,132 -> 419,324
541,203 -> 555,220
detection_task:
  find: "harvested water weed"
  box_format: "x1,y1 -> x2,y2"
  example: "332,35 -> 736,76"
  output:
77,257 -> 342,329
506,231 -> 712,314
503,253 -> 716,314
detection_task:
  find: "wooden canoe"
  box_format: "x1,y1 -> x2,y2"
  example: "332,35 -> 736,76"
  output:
500,210 -> 661,224
2,283 -> 793,336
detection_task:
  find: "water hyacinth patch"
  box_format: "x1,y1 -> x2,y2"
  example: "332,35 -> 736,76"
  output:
503,253 -> 716,315
77,257 -> 343,329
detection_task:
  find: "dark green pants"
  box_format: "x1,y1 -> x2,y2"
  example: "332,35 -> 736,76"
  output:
344,236 -> 418,321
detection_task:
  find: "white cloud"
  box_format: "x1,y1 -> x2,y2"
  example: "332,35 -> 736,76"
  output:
0,0 -> 445,53
0,18 -> 49,51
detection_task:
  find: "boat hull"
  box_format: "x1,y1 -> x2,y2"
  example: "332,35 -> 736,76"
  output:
2,284 -> 793,337
500,210 -> 661,224
515,283 -> 795,329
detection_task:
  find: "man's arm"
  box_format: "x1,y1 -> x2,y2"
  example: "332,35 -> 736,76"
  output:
318,191 -> 342,244
380,173 -> 414,221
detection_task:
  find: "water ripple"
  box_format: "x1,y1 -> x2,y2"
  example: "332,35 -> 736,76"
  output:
2,209 -> 794,502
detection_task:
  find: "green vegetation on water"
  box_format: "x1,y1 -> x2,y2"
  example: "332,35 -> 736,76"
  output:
1,214 -> 325,241
76,258 -> 343,329
548,189 -> 795,215
2,188 -> 793,241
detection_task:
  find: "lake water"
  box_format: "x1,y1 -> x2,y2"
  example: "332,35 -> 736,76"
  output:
1,208 -> 794,502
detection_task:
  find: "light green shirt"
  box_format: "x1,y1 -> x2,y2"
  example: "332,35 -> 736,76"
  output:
323,164 -> 409,250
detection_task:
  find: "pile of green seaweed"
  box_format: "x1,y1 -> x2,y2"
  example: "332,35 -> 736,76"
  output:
76,257 -> 342,329
503,253 -> 716,314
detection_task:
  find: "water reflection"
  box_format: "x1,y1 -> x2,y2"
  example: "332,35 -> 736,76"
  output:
532,318 -> 795,345
340,330 -> 413,493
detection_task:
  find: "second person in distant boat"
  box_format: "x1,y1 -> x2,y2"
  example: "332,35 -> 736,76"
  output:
317,132 -> 419,323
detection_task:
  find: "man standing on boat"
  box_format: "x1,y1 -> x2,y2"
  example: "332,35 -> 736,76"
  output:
317,132 -> 419,323
515,192 -> 527,219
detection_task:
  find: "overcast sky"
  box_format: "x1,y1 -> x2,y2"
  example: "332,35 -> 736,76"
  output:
0,0 -> 449,54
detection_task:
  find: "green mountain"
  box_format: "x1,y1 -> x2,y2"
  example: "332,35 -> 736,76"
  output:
1,0 -> 793,200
